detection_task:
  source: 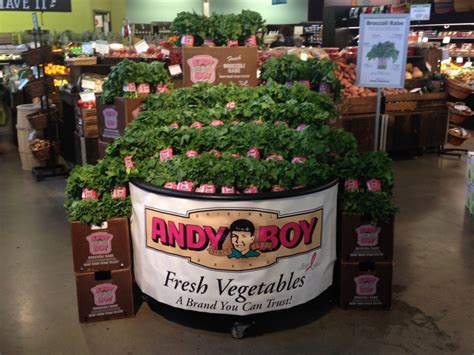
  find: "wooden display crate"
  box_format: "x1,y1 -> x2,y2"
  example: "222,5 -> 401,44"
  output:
384,92 -> 447,113
340,96 -> 377,115
341,113 -> 375,153
339,261 -> 393,309
70,218 -> 131,273
338,213 -> 394,262
75,268 -> 134,322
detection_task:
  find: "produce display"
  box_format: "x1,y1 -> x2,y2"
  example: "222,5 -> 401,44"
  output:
260,54 -> 341,97
171,10 -> 265,47
100,59 -> 172,104
445,67 -> 474,89
44,63 -> 69,76
66,81 -> 397,226
334,61 -> 376,98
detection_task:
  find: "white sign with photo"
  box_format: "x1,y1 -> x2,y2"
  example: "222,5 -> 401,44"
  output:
357,14 -> 410,88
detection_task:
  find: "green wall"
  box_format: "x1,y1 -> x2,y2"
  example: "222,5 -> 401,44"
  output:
127,0 -> 203,23
0,0 -> 126,34
127,0 -> 308,24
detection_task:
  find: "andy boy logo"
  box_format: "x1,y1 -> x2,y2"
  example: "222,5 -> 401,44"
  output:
187,55 -> 218,84
145,208 -> 323,270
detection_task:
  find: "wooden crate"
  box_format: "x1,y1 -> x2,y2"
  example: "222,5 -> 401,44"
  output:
340,96 -> 377,115
341,113 -> 375,153
384,92 -> 447,113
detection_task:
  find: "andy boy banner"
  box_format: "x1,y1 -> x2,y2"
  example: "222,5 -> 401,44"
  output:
130,181 -> 338,315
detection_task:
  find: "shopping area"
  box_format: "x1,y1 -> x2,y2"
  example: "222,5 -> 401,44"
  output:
0,0 -> 473,353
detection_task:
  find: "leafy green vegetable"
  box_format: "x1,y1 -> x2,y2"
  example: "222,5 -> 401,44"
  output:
366,41 -> 399,61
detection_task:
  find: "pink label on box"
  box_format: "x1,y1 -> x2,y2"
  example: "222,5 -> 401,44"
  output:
160,148 -> 174,161
247,148 -> 261,160
226,101 -> 236,110
177,181 -> 194,192
196,184 -> 216,194
356,225 -> 381,247
354,275 -> 379,296
204,37 -> 215,46
266,154 -> 284,161
221,186 -> 236,194
210,120 -> 224,127
82,188 -> 98,200
344,179 -> 359,192
124,156 -> 135,169
123,83 -> 136,92
190,121 -> 203,129
245,34 -> 257,46
112,186 -> 127,199
86,232 -> 114,255
156,84 -> 169,94
227,39 -> 239,47
367,179 -> 382,192
90,283 -> 118,306
292,156 -> 307,164
186,150 -> 199,158
164,182 -> 177,190
272,186 -> 286,192
137,83 -> 150,94
187,55 -> 218,84
244,185 -> 258,194
103,108 -> 118,130
181,34 -> 195,47
168,122 -> 180,129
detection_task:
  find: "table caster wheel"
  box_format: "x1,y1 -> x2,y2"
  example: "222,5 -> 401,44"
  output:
231,322 -> 253,339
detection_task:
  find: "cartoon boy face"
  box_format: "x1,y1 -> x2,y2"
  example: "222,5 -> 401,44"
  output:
231,230 -> 255,255
228,219 -> 260,259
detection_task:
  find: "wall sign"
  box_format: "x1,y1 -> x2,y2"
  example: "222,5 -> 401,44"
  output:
183,47 -> 258,87
272,0 -> 287,4
130,180 -> 338,315
410,4 -> 431,21
356,14 -> 410,88
0,0 -> 72,12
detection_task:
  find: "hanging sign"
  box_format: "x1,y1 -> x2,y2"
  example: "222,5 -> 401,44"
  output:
129,180 -> 338,315
356,14 -> 410,88
0,0 -> 72,12
183,47 -> 258,87
410,4 -> 431,21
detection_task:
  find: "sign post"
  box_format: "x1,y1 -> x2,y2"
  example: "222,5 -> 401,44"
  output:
356,14 -> 410,151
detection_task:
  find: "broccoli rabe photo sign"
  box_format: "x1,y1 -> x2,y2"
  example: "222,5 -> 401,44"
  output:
129,180 -> 338,315
356,14 -> 410,88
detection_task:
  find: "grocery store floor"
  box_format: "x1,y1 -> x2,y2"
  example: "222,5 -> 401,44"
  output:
1,124 -> 473,355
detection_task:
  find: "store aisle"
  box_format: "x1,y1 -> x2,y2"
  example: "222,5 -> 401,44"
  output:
1,135 -> 473,354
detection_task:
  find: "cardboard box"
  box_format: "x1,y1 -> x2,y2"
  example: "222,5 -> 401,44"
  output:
339,261 -> 393,309
75,268 -> 134,322
467,152 -> 474,184
467,183 -> 474,215
338,213 -> 394,262
71,218 -> 131,273
98,97 -> 144,143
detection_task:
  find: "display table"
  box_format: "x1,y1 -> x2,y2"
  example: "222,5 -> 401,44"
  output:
129,179 -> 338,317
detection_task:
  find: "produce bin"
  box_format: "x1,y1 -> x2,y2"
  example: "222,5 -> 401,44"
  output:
129,179 -> 338,326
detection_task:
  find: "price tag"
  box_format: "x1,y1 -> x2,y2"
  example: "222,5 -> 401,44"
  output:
442,36 -> 450,44
82,42 -> 94,55
134,39 -> 149,54
168,64 -> 182,76
300,53 -> 308,61
161,48 -> 170,56
456,56 -> 464,64
81,79 -> 96,90
410,4 -> 431,21
79,92 -> 96,102
95,40 -> 110,54
464,61 -> 472,68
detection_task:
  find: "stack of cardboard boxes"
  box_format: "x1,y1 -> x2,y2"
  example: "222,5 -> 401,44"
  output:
74,106 -> 99,164
71,218 -> 135,322
338,213 -> 394,309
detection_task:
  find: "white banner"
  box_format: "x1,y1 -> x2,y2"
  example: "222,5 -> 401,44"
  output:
130,181 -> 338,315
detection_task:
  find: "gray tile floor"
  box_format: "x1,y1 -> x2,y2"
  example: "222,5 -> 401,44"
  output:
1,125 -> 473,354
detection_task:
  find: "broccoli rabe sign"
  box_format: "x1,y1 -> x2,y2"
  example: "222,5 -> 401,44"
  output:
356,14 -> 410,88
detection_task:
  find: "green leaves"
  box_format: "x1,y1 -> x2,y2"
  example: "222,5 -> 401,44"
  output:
366,41 -> 400,62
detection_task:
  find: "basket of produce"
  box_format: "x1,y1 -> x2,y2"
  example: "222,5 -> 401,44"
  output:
447,102 -> 473,124
24,76 -> 55,98
446,78 -> 472,100
30,139 -> 51,161
447,125 -> 471,146
27,108 -> 58,130
21,46 -> 53,66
